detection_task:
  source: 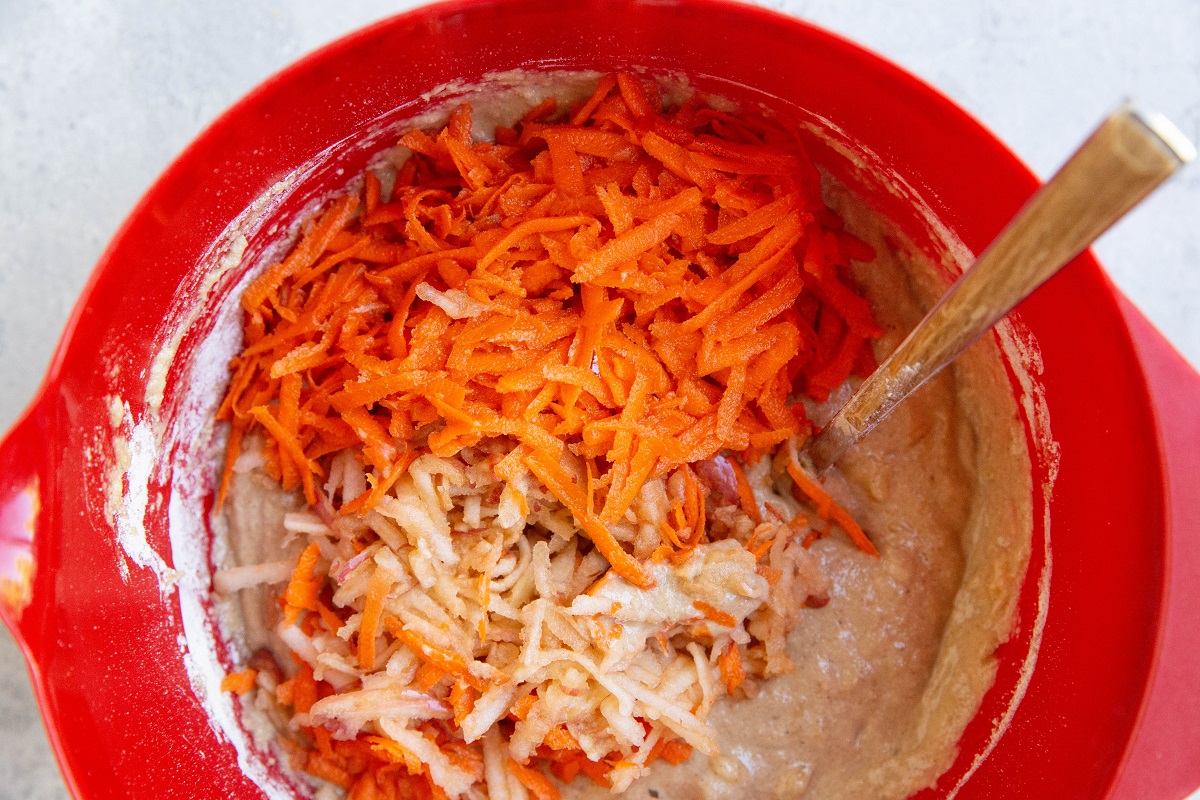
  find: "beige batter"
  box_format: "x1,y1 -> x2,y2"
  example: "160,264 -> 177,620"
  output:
573,190 -> 1034,799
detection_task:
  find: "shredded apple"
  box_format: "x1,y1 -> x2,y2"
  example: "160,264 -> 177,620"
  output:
216,73 -> 883,799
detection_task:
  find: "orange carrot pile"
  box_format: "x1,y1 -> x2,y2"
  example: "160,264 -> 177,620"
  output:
217,72 -> 881,581
219,668 -> 258,695
218,72 -> 886,796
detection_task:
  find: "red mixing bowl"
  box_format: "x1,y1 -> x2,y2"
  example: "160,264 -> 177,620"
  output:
1,1 -> 1197,798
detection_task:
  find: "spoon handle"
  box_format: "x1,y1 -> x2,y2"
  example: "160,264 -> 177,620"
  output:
806,105 -> 1195,475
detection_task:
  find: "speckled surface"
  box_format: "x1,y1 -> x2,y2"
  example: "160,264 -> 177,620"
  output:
1,2 -> 1196,797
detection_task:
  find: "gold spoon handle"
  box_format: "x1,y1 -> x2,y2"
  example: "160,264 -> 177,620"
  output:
806,104 -> 1195,475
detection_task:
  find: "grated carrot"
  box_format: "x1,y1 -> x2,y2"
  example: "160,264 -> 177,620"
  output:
728,457 -> 762,524
507,759 -> 561,800
693,600 -> 739,629
282,542 -> 322,625
305,751 -> 353,788
570,73 -> 617,125
449,681 -> 477,727
787,457 -> 879,557
511,693 -> 538,721
717,643 -> 746,694
383,617 -> 488,691
290,662 -> 319,715
578,755 -> 615,788
315,600 -> 344,635
357,565 -> 392,671
220,668 -> 258,695
524,449 -> 653,588
367,735 -> 424,774
415,662 -> 446,693
543,725 -> 581,751
659,740 -> 694,766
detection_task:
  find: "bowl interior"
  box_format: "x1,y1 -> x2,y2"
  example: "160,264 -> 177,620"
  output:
8,2 -> 1164,798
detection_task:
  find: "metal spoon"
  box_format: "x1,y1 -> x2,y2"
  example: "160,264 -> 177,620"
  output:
803,103 -> 1196,475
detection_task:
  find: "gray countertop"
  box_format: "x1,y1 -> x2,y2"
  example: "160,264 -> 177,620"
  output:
1,1 -> 1197,797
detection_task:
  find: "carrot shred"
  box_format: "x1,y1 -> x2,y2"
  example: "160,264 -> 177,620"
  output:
511,693 -> 539,722
693,600 -> 738,628
571,212 -> 680,283
311,724 -> 335,759
220,668 -> 258,695
383,617 -> 488,691
507,759 -> 561,800
659,740 -> 694,766
717,643 -> 746,694
728,457 -> 762,524
616,73 -> 655,119
750,537 -> 776,561
358,564 -> 392,670
367,735 -> 424,774
315,600 -> 345,635
215,417 -> 248,510
543,726 -> 580,751
364,171 -> 382,217
305,751 -> 354,788
787,458 -> 879,557
571,73 -> 618,125
578,756 -> 615,787
275,677 -> 295,708
242,194 -> 360,314
524,450 -> 654,589
250,406 -> 321,506
415,662 -> 446,692
291,663 -> 319,715
449,681 -> 477,727
283,542 -> 322,624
